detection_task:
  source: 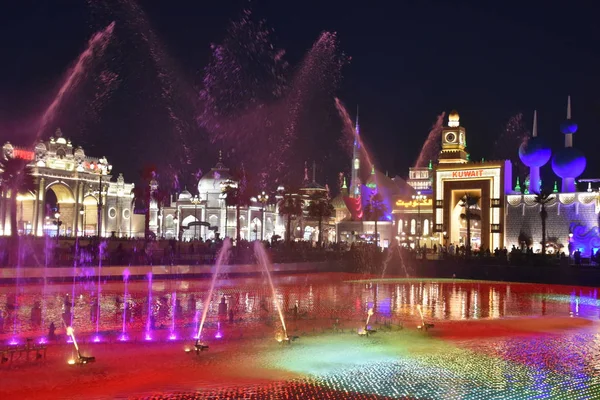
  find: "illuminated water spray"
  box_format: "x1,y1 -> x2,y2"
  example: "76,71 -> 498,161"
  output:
169,291 -> 177,340
93,241 -> 107,343
120,269 -> 130,341
253,242 -> 290,342
37,22 -> 115,138
66,326 -> 95,365
145,272 -> 153,341
195,238 -> 232,340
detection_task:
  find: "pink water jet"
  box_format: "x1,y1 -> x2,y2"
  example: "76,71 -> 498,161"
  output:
37,22 -> 116,137
414,112 -> 446,168
199,11 -> 346,185
253,242 -> 287,340
196,239 -> 232,340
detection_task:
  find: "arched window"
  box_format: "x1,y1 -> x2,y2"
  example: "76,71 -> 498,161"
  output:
410,219 -> 416,234
423,219 -> 429,235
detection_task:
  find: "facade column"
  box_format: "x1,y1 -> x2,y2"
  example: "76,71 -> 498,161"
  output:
73,180 -> 80,237
36,177 -> 46,236
102,185 -> 108,237
32,176 -> 40,236
247,209 -> 252,240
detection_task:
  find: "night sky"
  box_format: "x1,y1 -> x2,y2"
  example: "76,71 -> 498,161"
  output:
1,0 -> 599,190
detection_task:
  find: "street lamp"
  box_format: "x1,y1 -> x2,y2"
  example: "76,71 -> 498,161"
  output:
76,207 -> 84,238
257,191 -> 269,241
54,209 -> 62,243
190,196 -> 202,240
95,160 -> 112,238
412,191 -> 426,247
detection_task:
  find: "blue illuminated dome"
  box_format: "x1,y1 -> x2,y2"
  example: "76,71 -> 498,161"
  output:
560,120 -> 578,134
518,137 -> 551,167
551,147 -> 586,178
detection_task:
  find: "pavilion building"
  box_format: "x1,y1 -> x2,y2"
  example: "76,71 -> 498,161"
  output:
1,129 -> 143,238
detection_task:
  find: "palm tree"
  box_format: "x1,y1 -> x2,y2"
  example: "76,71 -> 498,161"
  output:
277,190 -> 303,244
364,192 -> 388,247
221,180 -> 241,242
132,165 -> 167,239
534,190 -> 553,255
0,157 -> 36,238
459,194 -> 480,255
306,193 -> 334,246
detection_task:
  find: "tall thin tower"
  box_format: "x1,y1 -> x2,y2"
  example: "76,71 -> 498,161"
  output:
350,107 -> 361,198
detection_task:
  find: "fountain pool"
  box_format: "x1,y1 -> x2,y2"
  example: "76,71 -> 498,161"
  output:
1,274 -> 599,399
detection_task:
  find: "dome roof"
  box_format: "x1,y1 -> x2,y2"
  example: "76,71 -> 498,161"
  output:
551,147 -> 586,178
560,120 -> 578,134
331,192 -> 347,210
448,110 -> 460,127
198,159 -> 232,194
518,137 -> 551,167
178,190 -> 192,201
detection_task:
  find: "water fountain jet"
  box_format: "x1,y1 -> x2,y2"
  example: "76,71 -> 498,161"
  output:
253,242 -> 298,344
416,304 -> 434,330
66,326 -> 95,365
188,238 -> 232,353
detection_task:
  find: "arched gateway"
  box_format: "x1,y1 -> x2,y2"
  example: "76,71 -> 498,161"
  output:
1,129 -> 144,237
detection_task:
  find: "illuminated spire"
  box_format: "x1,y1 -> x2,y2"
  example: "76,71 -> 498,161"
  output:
532,110 -> 538,137
342,177 -> 347,189
514,176 -> 521,193
303,161 -> 308,182
312,161 -> 316,183
567,95 -> 572,119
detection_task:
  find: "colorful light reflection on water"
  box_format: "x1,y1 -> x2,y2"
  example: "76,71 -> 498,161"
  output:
3,275 -> 600,398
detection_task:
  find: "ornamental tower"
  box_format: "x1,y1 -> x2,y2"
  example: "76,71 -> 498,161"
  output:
551,96 -> 586,192
438,110 -> 468,164
518,110 -> 551,193
349,108 -> 362,198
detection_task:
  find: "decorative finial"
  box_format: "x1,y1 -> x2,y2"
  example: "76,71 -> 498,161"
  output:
532,110 -> 538,137
567,95 -> 572,120
218,150 -> 223,163
355,105 -> 360,135
428,160 -> 433,170
448,110 -> 460,127
312,161 -> 316,183
55,128 -> 63,138
342,177 -> 347,189
371,165 -> 375,175
514,176 -> 521,193
304,161 -> 308,182
553,181 -> 559,193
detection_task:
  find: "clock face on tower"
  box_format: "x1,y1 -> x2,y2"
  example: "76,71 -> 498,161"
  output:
445,132 -> 457,143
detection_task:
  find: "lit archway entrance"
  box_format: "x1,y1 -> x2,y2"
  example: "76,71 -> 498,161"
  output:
82,195 -> 98,236
45,183 -> 75,236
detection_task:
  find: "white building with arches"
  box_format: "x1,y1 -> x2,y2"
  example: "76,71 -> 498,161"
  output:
155,155 -> 281,241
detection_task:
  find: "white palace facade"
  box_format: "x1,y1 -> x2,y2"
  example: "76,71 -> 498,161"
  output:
1,129 -> 144,238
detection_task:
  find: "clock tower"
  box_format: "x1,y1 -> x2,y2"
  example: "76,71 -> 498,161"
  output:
439,110 -> 468,164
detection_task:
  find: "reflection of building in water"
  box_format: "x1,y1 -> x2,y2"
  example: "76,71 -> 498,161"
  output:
1,129 -> 143,237
489,288 -> 501,319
